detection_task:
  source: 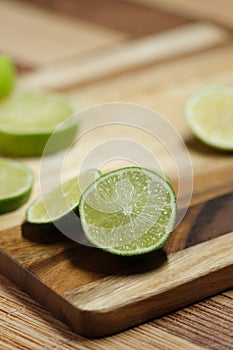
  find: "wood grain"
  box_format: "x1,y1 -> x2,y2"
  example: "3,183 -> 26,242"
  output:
0,272 -> 232,349
1,275 -> 219,350
0,192 -> 232,337
22,0 -> 189,37
129,0 -> 233,30
0,0 -> 126,67
61,232 -> 233,337
18,22 -> 229,91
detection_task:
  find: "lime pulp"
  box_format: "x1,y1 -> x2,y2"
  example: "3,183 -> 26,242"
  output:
79,167 -> 177,256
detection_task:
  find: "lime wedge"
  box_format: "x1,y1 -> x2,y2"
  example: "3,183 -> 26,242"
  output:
185,86 -> 233,150
0,158 -> 34,214
0,55 -> 16,99
79,167 -> 177,256
0,92 -> 78,156
26,169 -> 101,224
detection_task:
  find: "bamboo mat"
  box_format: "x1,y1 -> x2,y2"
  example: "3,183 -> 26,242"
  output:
0,0 -> 233,348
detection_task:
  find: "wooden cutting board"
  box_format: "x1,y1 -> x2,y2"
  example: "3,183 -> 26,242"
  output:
0,189 -> 232,337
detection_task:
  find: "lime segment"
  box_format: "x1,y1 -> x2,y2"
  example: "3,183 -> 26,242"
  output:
26,169 -> 101,224
0,92 -> 78,156
79,167 -> 177,256
0,158 -> 34,214
185,86 -> 233,150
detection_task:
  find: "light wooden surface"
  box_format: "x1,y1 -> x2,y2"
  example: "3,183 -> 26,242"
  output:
19,22 -> 229,90
130,0 -> 233,30
0,0 -> 233,348
4,42 -> 233,231
0,0 -> 126,67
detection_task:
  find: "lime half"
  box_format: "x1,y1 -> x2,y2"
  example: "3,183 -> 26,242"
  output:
0,92 -> 78,156
79,167 -> 177,256
26,169 -> 101,224
185,86 -> 233,150
0,158 -> 34,214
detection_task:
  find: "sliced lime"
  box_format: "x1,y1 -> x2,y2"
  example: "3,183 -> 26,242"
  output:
0,55 -> 16,99
0,158 -> 34,214
0,92 -> 78,156
185,86 -> 233,150
26,169 -> 101,224
79,167 -> 177,256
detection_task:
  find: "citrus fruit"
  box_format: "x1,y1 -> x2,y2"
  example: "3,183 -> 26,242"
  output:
26,169 -> 101,224
79,167 -> 177,256
0,158 -> 34,214
185,86 -> 233,150
0,55 -> 16,99
0,92 -> 78,156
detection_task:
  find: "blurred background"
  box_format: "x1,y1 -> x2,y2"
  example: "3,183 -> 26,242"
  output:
1,0 -> 232,198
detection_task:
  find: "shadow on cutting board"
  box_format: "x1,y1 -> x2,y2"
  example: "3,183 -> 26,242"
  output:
22,220 -> 167,276
21,190 -> 233,276
185,135 -> 233,156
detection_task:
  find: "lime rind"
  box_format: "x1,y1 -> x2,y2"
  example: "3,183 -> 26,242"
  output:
79,167 -> 177,256
0,158 -> 34,214
185,86 -> 233,151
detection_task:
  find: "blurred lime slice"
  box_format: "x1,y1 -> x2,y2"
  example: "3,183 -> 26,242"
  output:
0,92 -> 78,156
26,169 -> 101,224
0,55 -> 16,99
185,86 -> 233,150
79,167 -> 177,256
0,158 -> 34,214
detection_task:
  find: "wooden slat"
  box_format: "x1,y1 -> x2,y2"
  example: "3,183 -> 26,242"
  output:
0,0 -> 126,67
67,44 -> 233,113
23,0 -> 189,37
0,276 -> 207,350
129,0 -> 233,30
18,22 -> 229,90
0,272 -> 232,349
155,294 -> 233,350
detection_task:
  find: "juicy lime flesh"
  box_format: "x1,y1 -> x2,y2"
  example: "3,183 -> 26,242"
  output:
0,159 -> 33,199
30,178 -> 81,222
80,167 -> 177,255
0,92 -> 76,133
27,170 -> 100,223
192,94 -> 233,141
186,87 -> 233,150
0,158 -> 33,214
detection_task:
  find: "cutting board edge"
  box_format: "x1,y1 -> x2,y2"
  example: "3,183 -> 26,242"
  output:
0,231 -> 232,337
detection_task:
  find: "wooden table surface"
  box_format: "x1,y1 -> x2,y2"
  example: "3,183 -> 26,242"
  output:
0,0 -> 233,348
